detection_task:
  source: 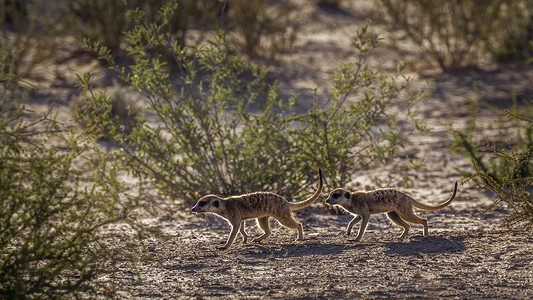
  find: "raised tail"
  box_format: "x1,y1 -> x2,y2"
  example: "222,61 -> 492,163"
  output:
412,181 -> 458,211
289,168 -> 324,210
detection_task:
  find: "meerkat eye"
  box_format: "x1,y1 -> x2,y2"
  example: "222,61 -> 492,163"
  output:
332,193 -> 340,199
213,200 -> 219,208
199,201 -> 207,206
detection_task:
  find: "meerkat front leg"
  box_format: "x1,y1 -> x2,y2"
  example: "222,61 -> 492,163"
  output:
353,213 -> 370,242
239,221 -> 248,243
346,215 -> 362,236
219,220 -> 241,250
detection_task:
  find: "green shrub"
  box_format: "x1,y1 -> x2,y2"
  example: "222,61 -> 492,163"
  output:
0,68 -> 151,299
377,0 -> 526,71
450,96 -> 533,229
72,81 -> 140,139
290,27 -> 429,188
77,1 -> 427,206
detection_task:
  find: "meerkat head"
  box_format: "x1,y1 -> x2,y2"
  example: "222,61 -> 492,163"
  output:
325,188 -> 351,206
191,195 -> 224,213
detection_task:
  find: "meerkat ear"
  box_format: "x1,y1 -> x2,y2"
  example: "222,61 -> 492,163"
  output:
213,199 -> 220,208
344,192 -> 350,199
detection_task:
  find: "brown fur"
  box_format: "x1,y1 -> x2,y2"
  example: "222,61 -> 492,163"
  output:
192,169 -> 323,249
325,182 -> 457,241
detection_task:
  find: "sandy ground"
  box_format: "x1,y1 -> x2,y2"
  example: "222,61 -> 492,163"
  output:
107,210 -> 532,299
20,1 -> 533,299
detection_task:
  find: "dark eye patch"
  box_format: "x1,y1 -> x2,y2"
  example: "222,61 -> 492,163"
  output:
332,193 -> 340,199
199,201 -> 207,206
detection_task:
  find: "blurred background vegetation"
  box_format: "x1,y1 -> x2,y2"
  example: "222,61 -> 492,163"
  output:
1,0 -> 533,297
377,0 -> 533,70
2,0 -> 533,78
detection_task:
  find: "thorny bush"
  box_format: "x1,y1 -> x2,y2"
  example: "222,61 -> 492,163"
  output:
450,95 -> 533,229
1,53 -> 153,299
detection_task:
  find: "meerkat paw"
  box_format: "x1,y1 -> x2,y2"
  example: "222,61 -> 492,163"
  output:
218,241 -> 232,250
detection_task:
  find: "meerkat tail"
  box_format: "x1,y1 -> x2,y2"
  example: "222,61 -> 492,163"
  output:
412,181 -> 458,211
289,168 -> 324,211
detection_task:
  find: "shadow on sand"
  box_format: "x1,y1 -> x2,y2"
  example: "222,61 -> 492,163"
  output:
240,239 -> 349,259
384,235 -> 466,256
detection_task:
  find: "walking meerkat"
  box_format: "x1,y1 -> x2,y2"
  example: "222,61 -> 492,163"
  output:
192,169 -> 323,249
325,182 -> 457,241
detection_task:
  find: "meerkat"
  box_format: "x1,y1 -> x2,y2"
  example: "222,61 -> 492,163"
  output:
191,169 -> 323,250
325,182 -> 458,242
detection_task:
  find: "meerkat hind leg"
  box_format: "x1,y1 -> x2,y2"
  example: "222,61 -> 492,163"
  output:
387,211 -> 411,239
397,209 -> 429,236
253,217 -> 272,243
276,214 -> 304,241
239,221 -> 248,243
346,215 -> 362,236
